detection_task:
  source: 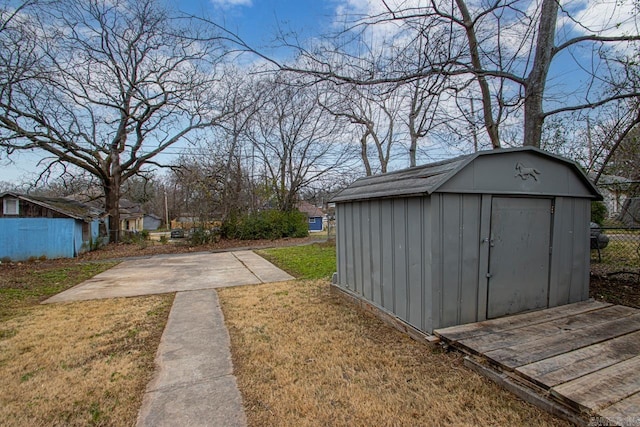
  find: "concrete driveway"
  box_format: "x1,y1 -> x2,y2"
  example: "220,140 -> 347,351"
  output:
42,249 -> 295,427
43,250 -> 294,303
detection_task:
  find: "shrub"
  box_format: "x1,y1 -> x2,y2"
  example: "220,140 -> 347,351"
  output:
188,227 -> 220,245
221,210 -> 308,240
591,201 -> 608,225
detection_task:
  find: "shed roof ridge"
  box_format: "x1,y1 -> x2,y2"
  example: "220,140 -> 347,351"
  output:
331,147 -> 601,203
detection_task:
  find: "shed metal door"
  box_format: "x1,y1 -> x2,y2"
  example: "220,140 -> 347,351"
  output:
487,197 -> 552,318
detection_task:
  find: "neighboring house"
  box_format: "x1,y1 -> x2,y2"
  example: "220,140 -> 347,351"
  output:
618,197 -> 640,227
589,173 -> 635,218
119,199 -> 144,232
0,192 -> 107,261
298,201 -> 325,232
67,193 -> 145,233
143,214 -> 162,231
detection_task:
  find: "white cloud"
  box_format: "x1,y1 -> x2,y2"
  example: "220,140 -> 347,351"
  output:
567,0 -> 637,35
210,0 -> 253,8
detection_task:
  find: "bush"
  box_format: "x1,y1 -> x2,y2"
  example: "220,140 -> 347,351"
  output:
188,227 -> 220,245
221,210 -> 309,240
591,201 -> 608,225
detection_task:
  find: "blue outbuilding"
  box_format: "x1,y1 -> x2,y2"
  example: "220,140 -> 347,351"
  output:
0,192 -> 108,261
298,201 -> 325,232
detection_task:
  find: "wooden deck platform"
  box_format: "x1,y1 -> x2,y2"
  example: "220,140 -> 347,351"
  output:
434,300 -> 640,426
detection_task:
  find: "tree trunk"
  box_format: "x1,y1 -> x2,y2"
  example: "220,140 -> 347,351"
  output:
105,176 -> 121,243
409,111 -> 418,167
360,130 -> 373,176
455,0 -> 501,149
523,0 -> 559,147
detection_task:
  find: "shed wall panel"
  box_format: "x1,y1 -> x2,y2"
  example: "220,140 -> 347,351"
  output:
337,203 -> 348,288
0,218 -> 77,261
347,203 -> 357,291
440,194 -> 462,326
460,195 -> 482,323
370,200 -> 383,307
430,195 -> 443,330
435,194 -> 482,329
548,198 -> 591,306
73,221 -> 84,256
353,202 -> 364,295
569,199 -> 591,303
360,203 -> 373,300
406,197 -> 424,329
393,200 -> 408,319
421,197 -> 433,332
549,197 -> 572,306
380,200 -> 394,311
570,199 -> 591,302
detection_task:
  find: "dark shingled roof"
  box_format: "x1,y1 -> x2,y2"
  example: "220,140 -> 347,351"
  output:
298,201 -> 324,218
331,146 -> 599,203
0,192 -> 104,221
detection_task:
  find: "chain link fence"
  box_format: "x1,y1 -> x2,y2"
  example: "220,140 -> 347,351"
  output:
591,226 -> 640,281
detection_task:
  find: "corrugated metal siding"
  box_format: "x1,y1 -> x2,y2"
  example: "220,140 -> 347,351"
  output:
379,202 -> 393,311
336,197 -> 433,332
548,197 -> 590,306
370,200 -> 383,306
432,194 -> 482,329
335,149 -> 599,335
0,218 -> 77,261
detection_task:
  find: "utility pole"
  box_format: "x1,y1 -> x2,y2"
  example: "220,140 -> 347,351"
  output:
164,190 -> 170,230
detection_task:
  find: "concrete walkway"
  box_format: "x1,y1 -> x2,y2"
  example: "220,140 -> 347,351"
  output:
136,290 -> 246,427
42,250 -> 295,426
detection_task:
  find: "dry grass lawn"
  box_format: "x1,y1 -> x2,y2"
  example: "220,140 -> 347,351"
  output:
219,279 -> 569,427
0,295 -> 173,426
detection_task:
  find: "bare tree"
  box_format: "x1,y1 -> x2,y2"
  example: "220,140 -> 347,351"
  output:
0,0 -> 231,241
321,83 -> 403,175
268,0 -> 639,149
247,75 -> 355,211
212,69 -> 266,217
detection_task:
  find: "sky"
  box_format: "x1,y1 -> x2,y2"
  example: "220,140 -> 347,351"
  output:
181,0 -> 336,47
1,0 -> 334,184
0,0 -> 637,185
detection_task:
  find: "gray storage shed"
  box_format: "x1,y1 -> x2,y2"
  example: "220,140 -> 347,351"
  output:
332,147 -> 602,334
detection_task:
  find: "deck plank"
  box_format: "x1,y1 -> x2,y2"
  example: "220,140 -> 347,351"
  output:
437,303 -> 640,426
456,305 -> 636,354
434,300 -> 610,342
483,313 -> 640,369
597,392 -> 640,427
517,330 -> 640,387
551,356 -> 640,412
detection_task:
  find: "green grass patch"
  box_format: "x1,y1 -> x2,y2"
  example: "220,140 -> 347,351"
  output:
0,262 -> 117,321
597,239 -> 640,268
256,242 -> 336,280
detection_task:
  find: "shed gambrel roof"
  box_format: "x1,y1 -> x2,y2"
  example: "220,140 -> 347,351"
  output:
0,192 -> 104,221
332,147 -> 602,202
